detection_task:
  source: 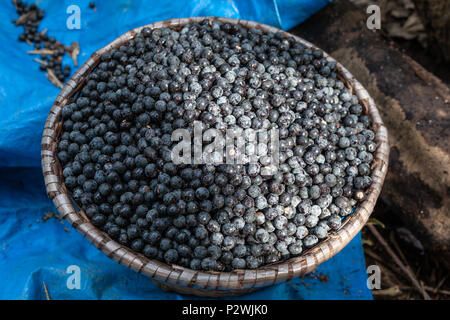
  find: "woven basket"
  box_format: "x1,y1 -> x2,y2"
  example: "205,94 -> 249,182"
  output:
41,17 -> 389,297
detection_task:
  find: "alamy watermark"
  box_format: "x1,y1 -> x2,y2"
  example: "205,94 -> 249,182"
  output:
171,121 -> 280,175
366,5 -> 381,30
66,5 -> 81,30
66,264 -> 81,290
367,264 -> 381,290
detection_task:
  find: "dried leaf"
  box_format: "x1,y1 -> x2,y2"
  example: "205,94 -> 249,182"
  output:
351,0 -> 372,6
385,22 -> 416,40
27,49 -> 55,55
372,285 -> 402,296
43,282 -> 51,300
15,10 -> 36,25
401,0 -> 415,10
46,68 -> 63,89
68,41 -> 80,66
12,0 -> 20,10
403,13 -> 424,33
390,7 -> 410,19
367,218 -> 385,229
33,58 -> 47,65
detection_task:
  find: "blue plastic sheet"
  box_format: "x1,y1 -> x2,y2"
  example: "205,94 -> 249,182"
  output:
0,167 -> 372,300
0,0 -> 372,300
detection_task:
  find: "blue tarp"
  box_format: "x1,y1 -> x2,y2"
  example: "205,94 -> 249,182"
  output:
0,0 -> 372,299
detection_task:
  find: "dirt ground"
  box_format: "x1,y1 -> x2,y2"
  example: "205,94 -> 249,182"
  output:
342,0 -> 449,301
363,202 -> 450,300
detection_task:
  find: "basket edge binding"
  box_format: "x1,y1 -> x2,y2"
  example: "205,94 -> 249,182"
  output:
41,16 -> 389,296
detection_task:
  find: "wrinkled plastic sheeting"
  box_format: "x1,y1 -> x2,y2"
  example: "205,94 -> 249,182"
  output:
0,167 -> 372,300
0,0 -> 331,167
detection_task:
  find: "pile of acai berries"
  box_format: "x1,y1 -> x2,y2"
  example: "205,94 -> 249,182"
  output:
12,0 -> 71,82
58,19 -> 376,271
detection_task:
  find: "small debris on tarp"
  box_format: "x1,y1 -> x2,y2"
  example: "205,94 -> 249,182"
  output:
66,41 -> 80,66
42,211 -> 62,222
43,282 -> 51,300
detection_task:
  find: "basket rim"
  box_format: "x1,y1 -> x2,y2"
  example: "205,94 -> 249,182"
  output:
41,16 -> 389,292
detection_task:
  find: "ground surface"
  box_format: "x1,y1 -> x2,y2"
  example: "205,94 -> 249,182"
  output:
363,201 -> 449,300
349,0 -> 449,300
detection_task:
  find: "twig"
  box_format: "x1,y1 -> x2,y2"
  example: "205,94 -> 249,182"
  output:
367,224 -> 431,300
364,248 -> 408,288
67,41 -> 80,66
389,231 -> 408,267
364,248 -> 384,262
362,238 -> 374,246
15,10 -> 36,25
367,218 -> 385,229
27,49 -> 55,55
42,282 -> 51,300
372,285 -> 402,297
425,285 -> 450,296
434,276 -> 448,293
415,264 -> 422,278
404,54 -> 450,102
46,68 -> 64,88
401,286 -> 450,296
33,58 -> 47,65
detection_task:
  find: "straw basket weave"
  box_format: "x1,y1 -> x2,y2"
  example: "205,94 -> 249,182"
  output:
41,17 -> 389,297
